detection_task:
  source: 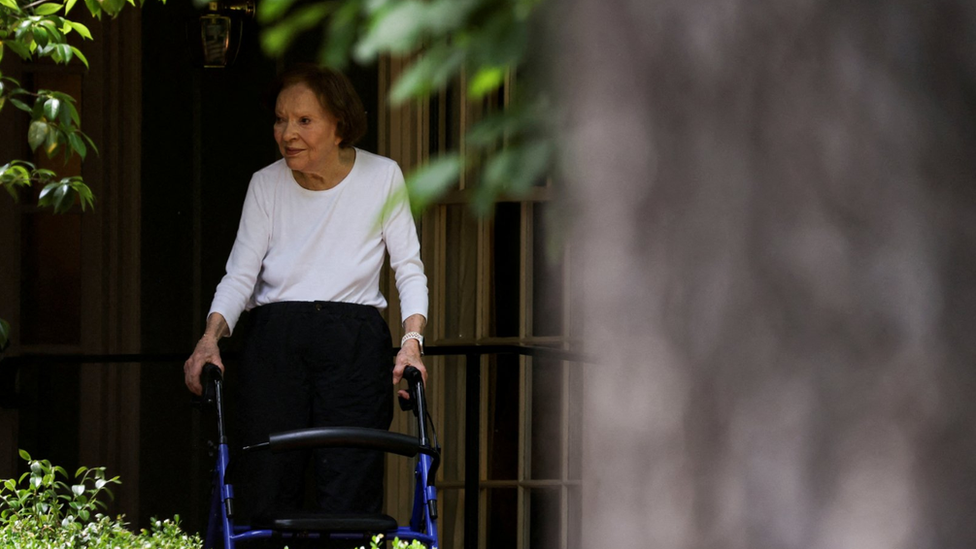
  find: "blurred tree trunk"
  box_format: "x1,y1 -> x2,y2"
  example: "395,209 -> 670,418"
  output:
550,1 -> 976,547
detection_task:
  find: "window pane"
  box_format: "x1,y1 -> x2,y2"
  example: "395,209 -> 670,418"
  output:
491,203 -> 521,337
440,355 -> 466,482
487,354 -> 520,480
567,363 -> 583,480
530,358 -> 563,480
430,82 -> 463,164
444,205 -> 478,339
532,203 -> 564,336
438,488 -> 465,549
529,487 -> 561,549
568,485 -> 582,549
485,488 -> 518,549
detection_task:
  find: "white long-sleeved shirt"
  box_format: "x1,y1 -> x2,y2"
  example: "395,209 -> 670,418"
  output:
208,149 -> 428,335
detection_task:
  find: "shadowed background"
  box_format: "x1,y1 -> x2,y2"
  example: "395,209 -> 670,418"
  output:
549,1 -> 976,547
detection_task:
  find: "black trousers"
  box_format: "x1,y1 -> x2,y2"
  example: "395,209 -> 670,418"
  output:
236,301 -> 394,521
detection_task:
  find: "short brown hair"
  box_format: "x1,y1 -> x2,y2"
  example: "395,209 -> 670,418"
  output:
269,64 -> 367,149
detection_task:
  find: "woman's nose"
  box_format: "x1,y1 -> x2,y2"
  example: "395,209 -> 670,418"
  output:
282,123 -> 295,139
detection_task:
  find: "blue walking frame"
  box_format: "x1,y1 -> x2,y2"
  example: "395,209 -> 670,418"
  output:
199,364 -> 440,548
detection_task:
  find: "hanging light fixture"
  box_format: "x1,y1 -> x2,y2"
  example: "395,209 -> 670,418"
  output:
190,1 -> 255,68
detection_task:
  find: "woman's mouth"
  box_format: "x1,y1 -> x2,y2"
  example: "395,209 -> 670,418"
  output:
285,147 -> 303,156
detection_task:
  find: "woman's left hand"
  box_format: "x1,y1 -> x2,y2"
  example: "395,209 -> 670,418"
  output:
394,339 -> 426,400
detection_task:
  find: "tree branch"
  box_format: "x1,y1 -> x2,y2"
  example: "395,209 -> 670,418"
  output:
21,0 -> 57,11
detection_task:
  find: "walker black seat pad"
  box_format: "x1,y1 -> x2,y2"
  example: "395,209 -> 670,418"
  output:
252,512 -> 398,533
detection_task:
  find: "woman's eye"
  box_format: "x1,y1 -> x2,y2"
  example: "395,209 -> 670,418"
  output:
274,117 -> 284,124
300,117 -> 311,124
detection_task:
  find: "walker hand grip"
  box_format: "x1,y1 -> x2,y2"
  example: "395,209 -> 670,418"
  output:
403,365 -> 423,386
198,363 -> 222,406
202,363 -> 223,384
398,366 -> 423,413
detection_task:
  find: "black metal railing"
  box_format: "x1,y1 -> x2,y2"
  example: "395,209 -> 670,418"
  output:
0,344 -> 587,549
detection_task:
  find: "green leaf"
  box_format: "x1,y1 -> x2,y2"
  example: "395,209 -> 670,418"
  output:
34,26 -> 51,47
466,103 -> 546,148
476,139 -> 552,212
28,120 -> 50,151
44,122 -> 60,156
57,43 -> 73,64
82,0 -> 102,18
424,0 -> 476,33
39,181 -> 75,213
59,101 -> 73,126
44,97 -> 61,120
3,478 -> 14,491
34,3 -> 64,15
70,45 -> 88,68
256,0 -> 302,24
354,0 -> 426,61
78,509 -> 89,521
32,96 -> 45,118
65,0 -> 78,14
101,0 -> 125,16
10,97 -> 32,112
0,0 -> 19,10
4,37 -> 32,60
82,132 -> 98,155
68,20 -> 92,39
389,45 -> 465,105
404,154 -> 462,215
68,131 -> 87,159
467,65 -> 506,99
65,99 -> 81,125
75,466 -> 87,477
466,10 -> 528,68
318,0 -> 360,69
73,180 -> 94,210
261,2 -> 335,55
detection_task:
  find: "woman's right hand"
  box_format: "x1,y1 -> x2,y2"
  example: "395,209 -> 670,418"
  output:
184,335 -> 224,395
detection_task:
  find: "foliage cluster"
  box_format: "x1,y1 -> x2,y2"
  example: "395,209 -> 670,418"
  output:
353,533 -> 430,549
0,0 -> 158,348
0,450 -> 202,549
255,0 -> 554,216
0,0 -> 110,213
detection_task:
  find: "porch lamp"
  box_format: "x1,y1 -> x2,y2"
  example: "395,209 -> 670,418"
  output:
193,1 -> 255,68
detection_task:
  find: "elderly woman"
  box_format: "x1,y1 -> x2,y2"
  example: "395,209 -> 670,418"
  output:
183,64 -> 428,518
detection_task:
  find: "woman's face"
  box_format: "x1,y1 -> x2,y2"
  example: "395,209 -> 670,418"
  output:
273,83 -> 341,175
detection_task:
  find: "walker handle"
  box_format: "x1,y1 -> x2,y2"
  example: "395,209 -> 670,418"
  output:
403,365 -> 423,386
398,365 -> 424,413
200,363 -> 222,404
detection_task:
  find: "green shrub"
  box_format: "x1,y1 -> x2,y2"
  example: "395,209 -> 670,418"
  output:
0,449 -> 201,549
357,534 -> 430,549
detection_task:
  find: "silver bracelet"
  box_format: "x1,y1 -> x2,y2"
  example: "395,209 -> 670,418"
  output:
400,332 -> 424,355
